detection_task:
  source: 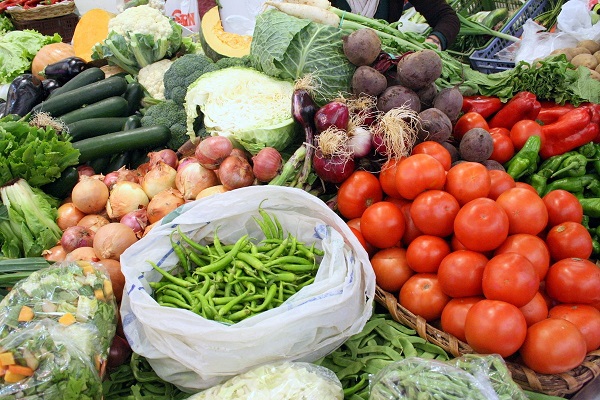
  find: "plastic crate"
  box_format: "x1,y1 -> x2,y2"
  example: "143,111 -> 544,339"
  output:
12,13 -> 79,43
469,0 -> 553,74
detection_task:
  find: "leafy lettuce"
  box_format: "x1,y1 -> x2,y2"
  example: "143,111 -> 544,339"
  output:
249,10 -> 356,106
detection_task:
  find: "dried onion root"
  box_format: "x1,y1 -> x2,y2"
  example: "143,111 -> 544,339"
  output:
29,111 -> 68,134
372,105 -> 421,160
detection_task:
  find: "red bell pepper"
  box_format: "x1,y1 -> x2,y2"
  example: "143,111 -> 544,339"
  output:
489,91 -> 541,130
461,95 -> 503,119
580,102 -> 600,125
540,107 -> 596,159
537,103 -> 575,125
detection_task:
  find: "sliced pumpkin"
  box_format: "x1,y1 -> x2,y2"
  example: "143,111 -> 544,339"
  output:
199,6 -> 252,62
0,352 -> 15,367
73,8 -> 116,62
17,305 -> 34,322
58,312 -> 76,326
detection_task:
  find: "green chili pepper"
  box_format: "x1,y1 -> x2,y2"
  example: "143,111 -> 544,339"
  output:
551,153 -> 590,178
542,174 -> 600,197
578,142 -> 597,158
194,234 -> 249,274
148,261 -> 193,287
505,135 -> 541,180
579,197 -> 600,218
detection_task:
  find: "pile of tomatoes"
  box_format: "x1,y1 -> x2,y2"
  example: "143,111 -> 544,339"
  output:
337,140 -> 600,375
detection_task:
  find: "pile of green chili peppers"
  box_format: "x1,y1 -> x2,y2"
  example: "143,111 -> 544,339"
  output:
506,139 -> 600,255
147,208 -> 324,324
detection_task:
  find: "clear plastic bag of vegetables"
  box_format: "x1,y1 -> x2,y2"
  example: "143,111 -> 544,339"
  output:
0,319 -> 103,399
0,260 -> 118,364
119,186 -> 375,391
186,361 -> 344,400
369,355 -> 528,400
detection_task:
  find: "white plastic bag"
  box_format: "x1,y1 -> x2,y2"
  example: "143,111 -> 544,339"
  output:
165,0 -> 200,32
513,19 -> 579,63
119,186 -> 375,391
396,8 -> 430,35
556,0 -> 600,42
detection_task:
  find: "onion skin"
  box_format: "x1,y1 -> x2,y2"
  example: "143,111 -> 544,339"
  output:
195,136 -> 234,169
141,161 -> 177,199
314,101 -> 350,133
96,258 -> 124,304
93,223 -> 138,261
106,181 -> 149,221
148,149 -> 178,169
71,176 -> 110,214
42,245 -> 67,262
252,147 -> 283,182
175,161 -> 219,200
61,225 -> 95,253
312,149 -> 356,184
77,165 -> 95,177
77,214 -> 110,233
196,184 -> 228,199
65,246 -> 99,262
348,127 -> 373,158
218,155 -> 255,190
56,202 -> 86,230
147,188 -> 185,224
120,208 -> 148,238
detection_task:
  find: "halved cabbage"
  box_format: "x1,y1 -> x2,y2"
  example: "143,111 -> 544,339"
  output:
184,66 -> 296,154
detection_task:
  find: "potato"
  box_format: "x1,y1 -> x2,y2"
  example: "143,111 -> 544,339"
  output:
459,128 -> 494,162
577,40 -> 600,54
396,49 -> 442,91
571,47 -> 592,56
596,63 -> 600,74
550,48 -> 574,61
432,86 -> 463,122
589,69 -> 600,82
376,85 -> 421,113
416,82 -> 438,110
417,108 -> 452,143
571,53 -> 599,70
594,50 -> 600,65
352,66 -> 387,96
342,28 -> 382,66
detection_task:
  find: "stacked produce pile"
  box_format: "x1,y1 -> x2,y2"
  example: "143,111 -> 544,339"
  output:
0,0 -> 599,398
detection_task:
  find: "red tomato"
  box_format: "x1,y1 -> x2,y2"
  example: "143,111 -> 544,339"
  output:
337,170 -> 383,220
346,218 -> 361,231
489,127 -> 510,136
545,258 -> 600,304
519,318 -> 587,374
489,131 -> 515,164
549,303 -> 600,352
482,252 -> 539,307
488,170 -> 516,201
406,235 -> 451,273
450,234 -> 468,251
437,250 -> 488,297
400,202 -> 423,246
399,273 -> 450,321
444,162 -> 491,206
545,221 -> 593,261
510,119 -> 544,151
543,189 -> 584,227
495,187 -> 548,235
453,112 -> 489,141
494,234 -> 551,281
519,292 -> 549,327
370,247 -> 414,293
515,182 -> 539,193
379,158 -> 404,199
360,201 -> 405,249
464,299 -> 528,357
453,198 -> 510,252
395,154 -> 446,200
410,190 -> 460,238
411,141 -> 452,171
441,296 -> 483,343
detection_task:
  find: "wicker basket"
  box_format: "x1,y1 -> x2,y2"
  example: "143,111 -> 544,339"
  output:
12,13 -> 78,43
375,286 -> 600,397
6,1 -> 75,21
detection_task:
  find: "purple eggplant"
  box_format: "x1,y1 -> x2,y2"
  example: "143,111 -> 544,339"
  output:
4,74 -> 44,117
42,56 -> 88,84
41,79 -> 61,98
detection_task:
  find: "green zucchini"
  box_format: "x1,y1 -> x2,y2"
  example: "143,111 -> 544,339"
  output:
31,75 -> 128,117
88,157 -> 111,175
123,114 -> 142,130
122,82 -> 144,115
67,117 -> 131,141
73,125 -> 171,163
40,166 -> 79,199
103,152 -> 131,175
480,8 -> 508,29
48,67 -> 106,98
59,96 -> 129,125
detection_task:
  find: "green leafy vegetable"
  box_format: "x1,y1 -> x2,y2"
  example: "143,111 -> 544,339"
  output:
0,115 -> 79,187
0,14 -> 13,34
249,9 -> 356,106
0,179 -> 63,259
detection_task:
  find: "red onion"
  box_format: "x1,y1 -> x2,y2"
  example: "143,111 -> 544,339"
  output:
106,335 -> 132,371
120,208 -> 148,238
314,101 -> 350,133
175,161 -> 219,200
61,225 -> 95,253
348,126 -> 373,158
177,156 -> 200,171
148,149 -> 178,169
195,136 -> 234,169
312,148 -> 356,184
104,168 -> 140,190
217,155 -> 255,190
252,147 -> 283,182
77,165 -> 95,177
371,131 -> 388,156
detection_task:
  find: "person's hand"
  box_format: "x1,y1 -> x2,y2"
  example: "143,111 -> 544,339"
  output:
426,35 -> 442,50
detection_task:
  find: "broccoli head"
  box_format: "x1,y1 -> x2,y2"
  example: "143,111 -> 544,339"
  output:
163,53 -> 219,105
214,55 -> 253,69
140,99 -> 199,151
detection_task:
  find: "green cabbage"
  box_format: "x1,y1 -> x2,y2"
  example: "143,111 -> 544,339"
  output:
249,9 -> 356,106
184,67 -> 296,154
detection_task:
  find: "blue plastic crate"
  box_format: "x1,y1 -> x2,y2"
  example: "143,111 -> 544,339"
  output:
469,0 -> 553,74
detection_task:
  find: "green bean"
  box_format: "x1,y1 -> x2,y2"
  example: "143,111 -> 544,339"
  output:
217,288 -> 250,316
256,207 -> 278,239
159,295 -> 192,310
266,236 -> 289,260
148,261 -> 193,287
212,228 -> 225,256
177,226 -> 209,255
249,283 -> 277,312
162,284 -> 195,305
235,251 -> 264,270
263,255 -> 314,268
160,289 -> 186,304
188,251 -> 209,268
170,231 -> 189,275
274,263 -> 318,272
287,235 -> 297,256
265,271 -> 297,283
194,234 -> 249,274
228,307 -> 252,321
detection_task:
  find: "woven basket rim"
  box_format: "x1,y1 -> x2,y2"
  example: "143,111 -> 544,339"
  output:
6,1 -> 75,21
375,286 -> 600,397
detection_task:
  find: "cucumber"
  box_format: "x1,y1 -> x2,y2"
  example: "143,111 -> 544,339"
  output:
122,82 -> 144,115
59,97 -> 129,125
48,67 -> 106,98
73,125 -> 171,163
123,115 -> 142,131
31,75 -> 128,117
40,166 -> 79,199
67,117 -> 131,141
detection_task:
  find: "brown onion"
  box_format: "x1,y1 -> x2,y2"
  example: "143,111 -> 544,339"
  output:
195,136 -> 233,169
96,258 -> 125,304
56,202 -> 86,230
42,245 -> 67,262
137,161 -> 151,177
230,148 -> 250,161
143,221 -> 160,237
148,149 -> 178,169
175,161 -> 219,200
141,161 -> 177,199
65,246 -> 99,262
61,225 -> 95,253
77,165 -> 95,177
196,184 -> 228,199
71,176 -> 110,214
147,188 -> 185,224
252,147 -> 283,182
120,208 -> 148,238
77,214 -> 110,233
106,181 -> 149,221
217,155 -> 255,190
93,223 -> 138,261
